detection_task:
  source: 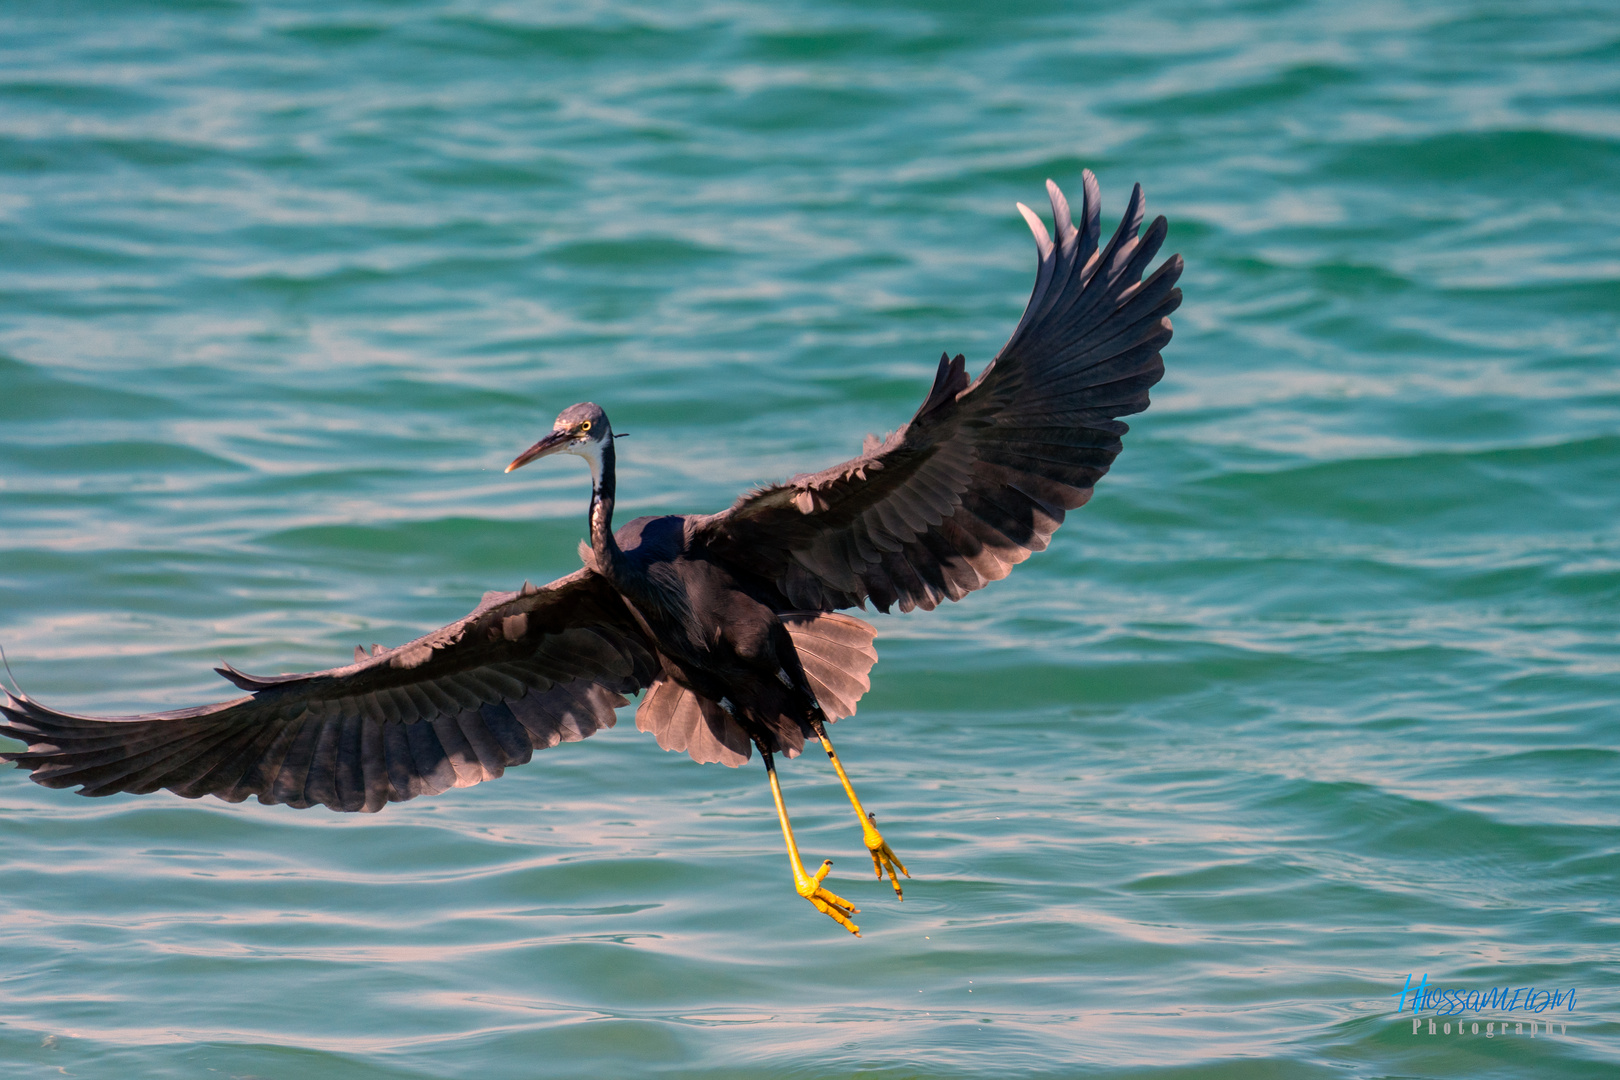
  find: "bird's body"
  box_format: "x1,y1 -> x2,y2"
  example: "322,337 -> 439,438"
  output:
609,512 -> 825,760
2,171 -> 1182,934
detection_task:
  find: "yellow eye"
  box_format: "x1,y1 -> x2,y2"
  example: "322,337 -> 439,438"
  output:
579,420 -> 592,433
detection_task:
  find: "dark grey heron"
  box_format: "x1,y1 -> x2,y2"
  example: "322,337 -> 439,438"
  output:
1,172 -> 1180,934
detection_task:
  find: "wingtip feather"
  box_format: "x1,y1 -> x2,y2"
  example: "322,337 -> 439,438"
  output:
1016,202 -> 1054,259
1046,179 -> 1075,248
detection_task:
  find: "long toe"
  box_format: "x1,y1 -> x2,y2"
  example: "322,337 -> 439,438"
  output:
795,861 -> 860,935
862,814 -> 910,900
807,886 -> 861,935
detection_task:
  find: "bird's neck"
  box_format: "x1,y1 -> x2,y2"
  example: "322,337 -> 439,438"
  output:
589,438 -> 627,582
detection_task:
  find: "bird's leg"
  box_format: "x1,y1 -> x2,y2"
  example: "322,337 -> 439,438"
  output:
761,746 -> 860,935
811,718 -> 909,899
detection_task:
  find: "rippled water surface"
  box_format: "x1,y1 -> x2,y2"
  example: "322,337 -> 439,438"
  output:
2,2 -> 1617,1077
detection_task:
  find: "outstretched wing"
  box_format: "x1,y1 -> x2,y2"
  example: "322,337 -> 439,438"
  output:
0,569 -> 658,812
694,171 -> 1182,613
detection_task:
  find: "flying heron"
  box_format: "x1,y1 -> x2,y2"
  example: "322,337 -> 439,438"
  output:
1,171 -> 1181,935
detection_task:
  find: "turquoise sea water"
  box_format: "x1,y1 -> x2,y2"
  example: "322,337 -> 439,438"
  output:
2,1 -> 1617,1076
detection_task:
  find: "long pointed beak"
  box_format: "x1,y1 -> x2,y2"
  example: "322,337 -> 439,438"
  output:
505,430 -> 571,473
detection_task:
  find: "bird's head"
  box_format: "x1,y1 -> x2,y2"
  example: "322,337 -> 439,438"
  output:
505,402 -> 615,483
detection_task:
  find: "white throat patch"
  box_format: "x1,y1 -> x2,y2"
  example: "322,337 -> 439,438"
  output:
567,435 -> 604,490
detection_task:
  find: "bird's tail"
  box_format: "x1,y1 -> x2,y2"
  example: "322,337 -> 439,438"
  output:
633,612 -> 877,769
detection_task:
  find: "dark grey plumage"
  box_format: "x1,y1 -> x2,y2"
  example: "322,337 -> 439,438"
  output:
695,173 -> 1180,614
1,570 -> 653,811
1,170 -> 1180,815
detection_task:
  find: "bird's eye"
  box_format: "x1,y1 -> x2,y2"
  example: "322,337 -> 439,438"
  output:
579,421 -> 592,433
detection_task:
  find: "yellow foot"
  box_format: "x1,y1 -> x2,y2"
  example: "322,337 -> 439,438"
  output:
796,859 -> 860,935
861,812 -> 910,900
